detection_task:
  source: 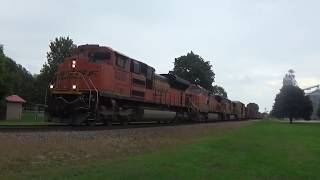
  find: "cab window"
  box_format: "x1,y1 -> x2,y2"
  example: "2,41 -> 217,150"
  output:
146,67 -> 154,79
89,52 -> 111,63
116,55 -> 127,68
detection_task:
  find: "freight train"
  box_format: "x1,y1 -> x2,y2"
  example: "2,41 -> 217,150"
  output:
46,44 -> 260,125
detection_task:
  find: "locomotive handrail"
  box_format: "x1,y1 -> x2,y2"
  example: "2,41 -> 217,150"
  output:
186,96 -> 199,114
56,96 -> 82,104
88,77 -> 99,111
67,70 -> 97,111
75,71 -> 92,109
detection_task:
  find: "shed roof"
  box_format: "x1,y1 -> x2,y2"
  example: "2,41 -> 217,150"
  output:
308,89 -> 320,96
5,95 -> 26,103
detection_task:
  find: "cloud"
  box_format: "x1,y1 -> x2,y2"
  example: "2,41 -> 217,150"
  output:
267,80 -> 282,87
1,0 -> 320,112
297,77 -> 320,88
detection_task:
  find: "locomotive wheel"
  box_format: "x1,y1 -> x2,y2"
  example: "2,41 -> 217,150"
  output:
86,120 -> 96,127
220,113 -> 226,121
200,116 -> 205,122
120,116 -> 128,126
203,114 -> 208,122
121,121 -> 128,126
71,110 -> 88,126
102,116 -> 113,126
106,119 -> 113,126
171,118 -> 176,123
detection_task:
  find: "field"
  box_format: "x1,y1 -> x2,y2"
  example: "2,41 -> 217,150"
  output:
1,120 -> 320,179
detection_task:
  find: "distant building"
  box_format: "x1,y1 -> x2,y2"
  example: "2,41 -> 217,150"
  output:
307,89 -> 320,120
5,95 -> 26,120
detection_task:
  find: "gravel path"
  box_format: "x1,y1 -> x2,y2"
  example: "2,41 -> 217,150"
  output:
0,121 -> 250,173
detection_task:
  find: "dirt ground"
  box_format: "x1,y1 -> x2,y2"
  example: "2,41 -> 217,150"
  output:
0,121 -> 250,174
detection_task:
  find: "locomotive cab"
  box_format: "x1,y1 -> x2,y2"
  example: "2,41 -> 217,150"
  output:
52,45 -> 113,93
47,44 -> 157,125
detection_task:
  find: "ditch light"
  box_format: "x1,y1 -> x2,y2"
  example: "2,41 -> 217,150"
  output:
72,60 -> 76,69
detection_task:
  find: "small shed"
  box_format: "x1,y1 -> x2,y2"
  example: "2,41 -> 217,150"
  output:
5,95 -> 26,120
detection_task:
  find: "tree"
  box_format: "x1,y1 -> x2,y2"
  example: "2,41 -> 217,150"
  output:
0,45 -> 7,118
43,36 -> 77,83
172,51 -> 227,97
0,45 -> 35,101
0,45 -> 6,99
35,36 -> 77,104
271,85 -> 313,123
173,51 -> 215,90
211,85 -> 228,98
0,45 -> 37,118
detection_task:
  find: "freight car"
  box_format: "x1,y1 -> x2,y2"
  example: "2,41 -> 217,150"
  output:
232,101 -> 246,120
46,44 -> 259,125
246,103 -> 260,119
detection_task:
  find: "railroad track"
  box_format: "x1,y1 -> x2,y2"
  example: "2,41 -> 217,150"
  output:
0,120 -> 246,132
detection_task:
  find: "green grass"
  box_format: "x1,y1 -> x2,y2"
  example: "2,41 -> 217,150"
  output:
0,112 -> 47,125
5,120 -> 320,179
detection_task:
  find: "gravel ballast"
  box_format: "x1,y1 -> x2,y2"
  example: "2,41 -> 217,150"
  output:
0,121 -> 250,173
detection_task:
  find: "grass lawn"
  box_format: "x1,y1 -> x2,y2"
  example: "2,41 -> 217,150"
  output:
0,111 -> 49,125
3,120 -> 320,179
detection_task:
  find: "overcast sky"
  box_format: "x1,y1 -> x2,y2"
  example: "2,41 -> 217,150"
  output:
1,0 -> 320,112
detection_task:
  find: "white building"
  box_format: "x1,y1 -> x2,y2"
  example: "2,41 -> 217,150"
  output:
5,95 -> 26,120
307,89 -> 320,120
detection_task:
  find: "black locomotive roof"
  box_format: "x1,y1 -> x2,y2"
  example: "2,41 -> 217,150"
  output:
160,71 -> 190,90
155,74 -> 168,81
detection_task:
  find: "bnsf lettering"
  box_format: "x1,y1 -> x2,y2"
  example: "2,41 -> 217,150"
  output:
58,70 -> 97,79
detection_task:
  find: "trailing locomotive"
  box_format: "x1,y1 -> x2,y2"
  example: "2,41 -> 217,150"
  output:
47,44 -> 260,125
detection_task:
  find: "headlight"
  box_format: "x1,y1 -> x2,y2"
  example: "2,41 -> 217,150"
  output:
72,60 -> 76,68
49,84 -> 54,89
72,85 -> 77,90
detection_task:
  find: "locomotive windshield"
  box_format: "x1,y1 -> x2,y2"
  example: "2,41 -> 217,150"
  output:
89,52 -> 111,63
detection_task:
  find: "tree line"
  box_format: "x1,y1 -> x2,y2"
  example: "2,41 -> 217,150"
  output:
0,45 -> 37,117
0,37 -> 227,117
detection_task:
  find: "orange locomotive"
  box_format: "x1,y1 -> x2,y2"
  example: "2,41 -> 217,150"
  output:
47,44 -> 259,125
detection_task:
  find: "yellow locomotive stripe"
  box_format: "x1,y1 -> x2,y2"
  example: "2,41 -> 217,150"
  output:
51,90 -> 82,95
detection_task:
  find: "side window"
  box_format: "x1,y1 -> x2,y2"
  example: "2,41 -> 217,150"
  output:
146,67 -> 154,79
116,55 -> 127,68
133,61 -> 140,74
